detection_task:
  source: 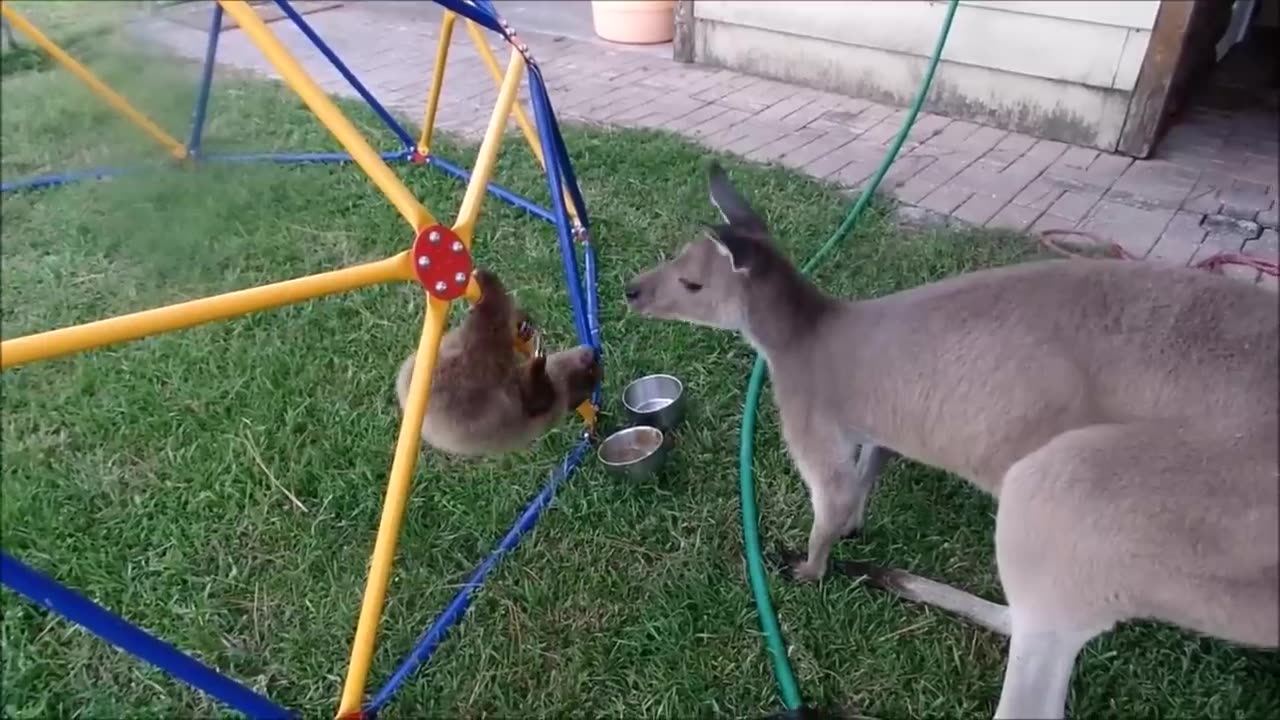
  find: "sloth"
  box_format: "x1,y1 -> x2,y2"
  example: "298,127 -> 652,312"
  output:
395,269 -> 599,456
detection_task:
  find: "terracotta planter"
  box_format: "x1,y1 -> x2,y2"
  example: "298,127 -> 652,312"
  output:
591,0 -> 675,45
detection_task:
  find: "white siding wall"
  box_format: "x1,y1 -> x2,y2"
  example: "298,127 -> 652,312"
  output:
691,0 -> 1163,150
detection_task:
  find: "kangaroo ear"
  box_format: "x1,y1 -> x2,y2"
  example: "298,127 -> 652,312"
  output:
517,356 -> 557,417
705,225 -> 756,275
707,161 -> 768,236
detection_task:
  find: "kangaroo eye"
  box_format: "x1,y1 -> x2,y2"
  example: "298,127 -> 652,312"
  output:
679,279 -> 703,293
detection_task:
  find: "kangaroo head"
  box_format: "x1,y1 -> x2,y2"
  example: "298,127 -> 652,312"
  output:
625,161 -> 783,330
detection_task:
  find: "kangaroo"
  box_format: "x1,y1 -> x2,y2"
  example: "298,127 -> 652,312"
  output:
396,269 -> 600,457
624,161 -> 1278,718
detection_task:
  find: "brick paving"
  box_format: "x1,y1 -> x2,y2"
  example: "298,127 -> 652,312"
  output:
139,4 -> 1278,287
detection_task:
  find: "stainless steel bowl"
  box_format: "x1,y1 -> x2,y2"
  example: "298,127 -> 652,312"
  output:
622,373 -> 686,431
597,425 -> 669,480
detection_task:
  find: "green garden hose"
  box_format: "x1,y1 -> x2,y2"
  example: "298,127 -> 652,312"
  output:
737,1 -> 961,712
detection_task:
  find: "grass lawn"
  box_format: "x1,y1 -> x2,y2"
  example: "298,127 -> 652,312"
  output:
3,4 -> 1277,718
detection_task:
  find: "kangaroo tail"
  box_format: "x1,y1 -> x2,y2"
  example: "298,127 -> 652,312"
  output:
838,560 -> 1011,635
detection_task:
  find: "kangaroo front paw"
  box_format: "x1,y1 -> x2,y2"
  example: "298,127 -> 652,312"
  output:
773,547 -> 826,584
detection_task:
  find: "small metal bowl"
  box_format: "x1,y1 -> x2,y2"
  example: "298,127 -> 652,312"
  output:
622,373 -> 686,431
598,425 -> 669,480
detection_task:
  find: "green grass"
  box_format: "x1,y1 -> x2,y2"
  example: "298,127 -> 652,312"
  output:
3,10 -> 1278,720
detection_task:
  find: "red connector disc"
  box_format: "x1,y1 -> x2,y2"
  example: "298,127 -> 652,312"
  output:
411,225 -> 473,301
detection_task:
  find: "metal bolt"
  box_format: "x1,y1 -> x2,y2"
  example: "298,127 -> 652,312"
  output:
417,256 -> 430,268
455,272 -> 467,285
451,240 -> 464,252
428,230 -> 440,243
434,281 -> 447,293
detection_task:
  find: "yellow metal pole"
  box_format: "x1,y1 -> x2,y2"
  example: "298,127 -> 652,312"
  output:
0,253 -> 414,370
337,295 -> 450,716
415,10 -> 457,157
0,3 -> 188,160
463,21 -> 581,227
215,0 -> 434,233
451,49 -> 526,244
460,36 -> 595,430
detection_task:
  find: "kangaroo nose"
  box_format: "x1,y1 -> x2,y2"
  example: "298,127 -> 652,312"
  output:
624,284 -> 641,301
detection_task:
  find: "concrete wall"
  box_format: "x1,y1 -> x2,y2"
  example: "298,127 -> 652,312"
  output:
691,0 -> 1162,151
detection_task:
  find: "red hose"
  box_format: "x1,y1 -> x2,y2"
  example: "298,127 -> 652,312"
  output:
1038,228 -> 1279,277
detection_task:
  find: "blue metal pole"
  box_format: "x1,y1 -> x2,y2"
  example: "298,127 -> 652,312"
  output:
187,3 -> 224,157
272,0 -> 417,150
1,166 -> 131,193
432,0 -> 505,35
425,154 -> 556,224
362,438 -> 594,715
583,241 -> 603,408
0,552 -> 295,719
536,71 -> 591,229
198,150 -> 410,164
527,70 -> 591,347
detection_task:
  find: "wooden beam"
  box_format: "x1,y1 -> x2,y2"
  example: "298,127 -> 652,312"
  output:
673,0 -> 695,63
1116,0 -> 1198,158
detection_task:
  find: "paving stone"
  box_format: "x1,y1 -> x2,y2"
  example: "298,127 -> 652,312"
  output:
1083,152 -> 1135,185
1201,213 -> 1262,252
755,91 -> 823,127
878,153 -> 936,190
605,87 -> 674,124
686,107 -> 751,139
903,113 -> 953,146
952,160 -> 1038,202
1028,211 -> 1077,237
814,104 -> 890,134
1060,146 -> 1099,169
826,140 -> 893,185
1147,211 -> 1208,265
918,184 -> 974,215
1107,160 -> 1199,209
777,129 -> 857,170
1244,228 -> 1279,260
1013,177 -> 1068,211
577,84 -> 655,120
1259,273 -> 1279,293
911,155 -> 979,187
702,121 -> 760,151
953,192 -> 1010,225
718,78 -> 792,113
744,127 -> 823,164
1259,203 -> 1279,230
773,94 -> 844,129
894,175 -> 942,205
692,71 -> 758,103
1077,201 -> 1175,258
895,204 -> 954,228
929,120 -> 983,150
1045,190 -> 1104,224
1181,171 -> 1230,215
800,137 -> 878,178
984,203 -> 1043,232
982,132 -> 1038,169
723,123 -> 793,158
1219,178 -> 1273,222
661,102 -> 724,133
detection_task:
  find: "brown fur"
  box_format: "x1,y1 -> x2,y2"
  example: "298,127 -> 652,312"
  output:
396,269 -> 599,457
625,161 -> 1278,718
